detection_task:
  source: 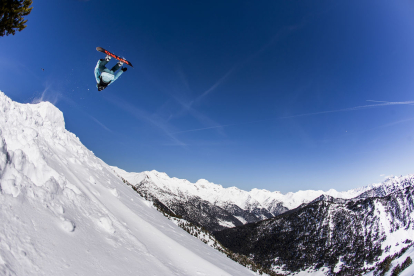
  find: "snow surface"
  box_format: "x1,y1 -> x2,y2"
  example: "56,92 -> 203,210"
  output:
0,91 -> 257,276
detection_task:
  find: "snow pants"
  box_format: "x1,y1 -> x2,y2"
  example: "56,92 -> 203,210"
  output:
98,59 -> 122,74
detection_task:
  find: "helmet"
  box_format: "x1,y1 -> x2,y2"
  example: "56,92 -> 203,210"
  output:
98,85 -> 106,91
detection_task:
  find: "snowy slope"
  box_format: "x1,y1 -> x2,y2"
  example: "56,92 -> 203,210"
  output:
364,245 -> 414,276
0,91 -> 257,276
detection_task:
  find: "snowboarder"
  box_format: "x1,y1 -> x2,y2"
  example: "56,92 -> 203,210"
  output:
95,55 -> 127,91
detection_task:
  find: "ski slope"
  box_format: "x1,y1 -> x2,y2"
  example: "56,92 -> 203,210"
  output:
0,91 -> 257,276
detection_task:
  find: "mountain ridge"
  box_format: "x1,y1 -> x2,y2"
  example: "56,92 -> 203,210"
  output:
112,166 -> 414,232
214,184 -> 414,275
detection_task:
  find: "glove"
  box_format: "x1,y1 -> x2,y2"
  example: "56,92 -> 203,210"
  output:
99,58 -> 104,61
121,67 -> 127,72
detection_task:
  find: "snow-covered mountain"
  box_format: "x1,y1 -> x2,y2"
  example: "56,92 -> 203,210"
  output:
214,185 -> 414,275
0,91 -> 257,276
356,175 -> 414,199
112,167 -> 414,231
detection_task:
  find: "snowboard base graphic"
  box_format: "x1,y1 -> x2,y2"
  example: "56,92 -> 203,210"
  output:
96,47 -> 133,67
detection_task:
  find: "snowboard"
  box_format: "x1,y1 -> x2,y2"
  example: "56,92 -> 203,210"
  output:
96,47 -> 133,67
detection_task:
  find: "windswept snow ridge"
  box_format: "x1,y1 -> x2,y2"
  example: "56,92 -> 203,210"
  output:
0,91 -> 255,276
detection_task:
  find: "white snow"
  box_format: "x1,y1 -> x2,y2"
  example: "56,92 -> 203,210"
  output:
217,219 -> 235,228
235,216 -> 247,224
0,91 -> 257,276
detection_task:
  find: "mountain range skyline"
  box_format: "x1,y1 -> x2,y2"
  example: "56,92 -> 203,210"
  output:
112,165 -> 413,197
112,164 -> 414,233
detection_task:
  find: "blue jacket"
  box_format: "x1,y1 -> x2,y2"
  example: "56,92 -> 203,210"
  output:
95,59 -> 124,86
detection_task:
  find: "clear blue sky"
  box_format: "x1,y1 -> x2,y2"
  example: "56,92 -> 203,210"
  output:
1,0 -> 414,193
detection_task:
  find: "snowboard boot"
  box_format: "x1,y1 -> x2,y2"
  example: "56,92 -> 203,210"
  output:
117,61 -> 123,66
105,55 -> 111,61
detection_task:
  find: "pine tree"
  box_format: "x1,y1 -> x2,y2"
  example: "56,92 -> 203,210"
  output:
401,256 -> 412,270
0,0 -> 33,37
390,264 -> 401,276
